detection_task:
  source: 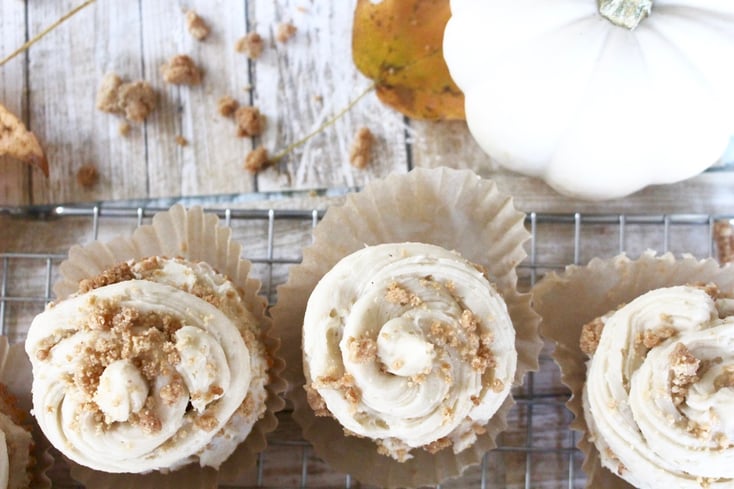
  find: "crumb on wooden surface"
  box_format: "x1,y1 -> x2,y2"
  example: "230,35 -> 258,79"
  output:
349,127 -> 374,169
96,73 -> 156,123
235,106 -> 266,137
117,81 -> 157,123
235,32 -> 264,59
76,164 -> 99,189
118,122 -> 131,137
161,54 -> 202,85
175,135 -> 188,147
185,10 -> 210,41
244,146 -> 271,173
217,96 -> 239,117
275,22 -> 297,43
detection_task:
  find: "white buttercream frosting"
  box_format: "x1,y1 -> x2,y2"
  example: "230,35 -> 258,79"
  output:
302,242 -> 516,461
583,285 -> 734,488
26,257 -> 268,474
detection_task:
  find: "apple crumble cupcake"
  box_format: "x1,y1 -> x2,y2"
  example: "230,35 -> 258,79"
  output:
0,337 -> 52,489
273,168 -> 541,488
535,252 -> 734,489
26,205 -> 284,489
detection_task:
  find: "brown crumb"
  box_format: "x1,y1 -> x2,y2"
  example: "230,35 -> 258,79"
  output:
235,32 -> 264,59
132,403 -> 162,434
118,122 -> 131,136
275,22 -> 297,43
244,146 -> 271,173
185,10 -> 210,41
385,282 -> 422,307
715,221 -> 734,265
316,373 -> 361,406
117,81 -> 157,123
691,282 -> 722,300
0,384 -> 28,426
304,384 -> 331,417
159,377 -> 185,406
714,366 -> 734,391
96,73 -> 156,123
194,412 -> 219,432
640,325 -> 677,349
580,316 -> 605,356
424,437 -> 452,454
235,106 -> 266,137
349,127 -> 374,169
175,135 -> 188,147
76,164 -> 99,189
217,96 -> 239,117
161,55 -> 202,85
670,342 -> 700,407
347,335 -> 377,364
78,262 -> 135,293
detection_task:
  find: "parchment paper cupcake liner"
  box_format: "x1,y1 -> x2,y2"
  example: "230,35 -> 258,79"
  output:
50,205 -> 286,489
271,167 -> 543,488
0,336 -> 53,489
533,250 -> 734,489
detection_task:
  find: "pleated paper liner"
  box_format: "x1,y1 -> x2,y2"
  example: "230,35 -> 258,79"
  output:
534,251 -> 734,489
52,205 -> 286,489
271,167 -> 543,488
0,337 -> 54,489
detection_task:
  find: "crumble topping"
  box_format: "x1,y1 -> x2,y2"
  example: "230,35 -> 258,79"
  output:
580,316 -> 605,356
185,10 -> 210,41
424,436 -> 452,454
244,147 -> 271,173
275,22 -> 297,43
347,335 -> 377,363
349,127 -> 374,169
162,55 -> 202,85
638,324 -> 677,349
315,373 -> 361,407
385,282 -> 422,307
235,32 -> 264,59
78,262 -> 135,293
217,95 -> 239,117
304,384 -> 330,417
670,343 -> 700,407
96,73 -> 156,123
235,106 -> 266,137
76,164 -> 99,189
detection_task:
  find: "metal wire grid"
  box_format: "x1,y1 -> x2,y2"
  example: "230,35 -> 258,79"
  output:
1,205 -> 732,488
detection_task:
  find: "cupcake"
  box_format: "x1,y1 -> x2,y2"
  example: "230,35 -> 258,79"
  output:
535,251 -> 734,489
302,242 -> 517,462
0,381 -> 34,489
25,206 -> 284,488
273,168 -> 542,488
0,337 -> 52,489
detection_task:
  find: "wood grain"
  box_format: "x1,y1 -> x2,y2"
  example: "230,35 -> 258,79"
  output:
0,0 -> 30,206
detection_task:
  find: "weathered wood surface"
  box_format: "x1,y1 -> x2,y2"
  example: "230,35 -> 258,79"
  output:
1,1 -> 734,488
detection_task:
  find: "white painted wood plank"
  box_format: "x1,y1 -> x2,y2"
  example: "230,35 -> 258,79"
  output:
0,0 -> 30,207
140,0 -> 254,199
26,0 -> 148,205
251,0 -> 409,192
411,120 -> 734,214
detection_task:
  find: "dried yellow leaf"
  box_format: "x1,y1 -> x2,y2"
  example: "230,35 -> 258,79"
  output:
352,0 -> 465,120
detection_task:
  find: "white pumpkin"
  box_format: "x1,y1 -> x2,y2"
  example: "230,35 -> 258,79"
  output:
443,0 -> 734,200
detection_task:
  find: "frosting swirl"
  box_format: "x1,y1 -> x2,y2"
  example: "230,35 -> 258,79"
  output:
583,285 -> 734,488
26,257 -> 268,474
303,242 -> 516,461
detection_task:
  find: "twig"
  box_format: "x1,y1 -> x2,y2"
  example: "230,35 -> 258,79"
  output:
269,82 -> 376,164
0,0 -> 97,68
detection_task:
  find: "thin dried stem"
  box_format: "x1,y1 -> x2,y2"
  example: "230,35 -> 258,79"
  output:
0,0 -> 97,68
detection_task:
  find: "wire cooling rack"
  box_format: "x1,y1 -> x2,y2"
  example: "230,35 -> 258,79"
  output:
1,204 -> 732,489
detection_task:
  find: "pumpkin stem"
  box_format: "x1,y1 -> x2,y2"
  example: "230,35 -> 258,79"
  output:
598,0 -> 652,29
